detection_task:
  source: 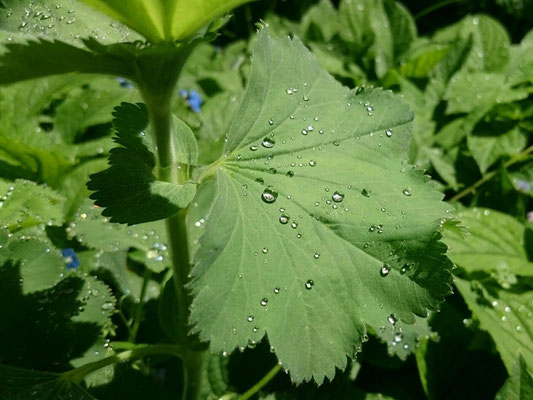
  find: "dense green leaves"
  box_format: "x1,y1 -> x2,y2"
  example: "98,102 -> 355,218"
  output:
88,102 -> 196,224
189,28 -> 452,383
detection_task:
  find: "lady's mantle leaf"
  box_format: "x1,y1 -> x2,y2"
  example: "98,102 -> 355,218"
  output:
87,103 -> 196,225
189,29 -> 453,384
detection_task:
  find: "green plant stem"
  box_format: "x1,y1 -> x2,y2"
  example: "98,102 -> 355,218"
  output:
143,90 -> 203,400
450,145 -> 533,202
129,267 -> 152,342
62,344 -> 183,384
238,364 -> 282,400
414,0 -> 461,20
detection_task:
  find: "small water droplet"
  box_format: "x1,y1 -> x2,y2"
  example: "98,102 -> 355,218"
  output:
274,287 -> 280,294
260,298 -> 268,306
250,145 -> 258,151
387,314 -> 397,325
262,248 -> 268,254
290,221 -> 298,229
247,315 -> 254,322
279,214 -> 290,224
314,252 -> 320,259
385,129 -> 392,137
309,160 -> 316,167
305,279 -> 314,290
268,119 -> 274,125
402,189 -> 411,196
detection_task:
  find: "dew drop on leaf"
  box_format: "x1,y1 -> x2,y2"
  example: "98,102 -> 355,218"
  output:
314,252 -> 320,259
286,170 -> 294,178
361,188 -> 372,197
279,214 -> 290,224
274,287 -> 280,294
332,191 -> 344,202
262,137 -> 275,148
247,315 -> 254,322
385,129 -> 392,137
290,221 -> 298,229
402,189 -> 412,196
309,160 -> 316,167
260,298 -> 268,306
250,145 -> 258,151
305,279 -> 314,290
380,265 -> 391,277
387,314 -> 398,325
261,187 -> 278,204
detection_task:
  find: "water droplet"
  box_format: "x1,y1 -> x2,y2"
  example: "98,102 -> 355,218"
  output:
309,160 -> 316,167
303,95 -> 310,101
290,221 -> 298,229
361,188 -> 372,197
279,214 -> 290,224
261,187 -> 278,204
262,248 -> 268,254
268,119 -> 274,125
250,145 -> 258,151
101,302 -> 113,311
394,333 -> 403,343
274,287 -> 280,294
402,189 -> 411,196
286,170 -> 294,178
314,252 -> 320,259
305,279 -> 314,290
268,168 -> 277,174
247,315 -> 254,322
301,129 -> 308,135
380,265 -> 391,277
387,314 -> 397,325
332,191 -> 344,202
385,129 -> 392,137
262,137 -> 275,148
260,298 -> 268,306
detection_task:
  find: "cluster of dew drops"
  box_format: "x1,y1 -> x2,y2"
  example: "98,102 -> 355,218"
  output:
4,1 -> 130,43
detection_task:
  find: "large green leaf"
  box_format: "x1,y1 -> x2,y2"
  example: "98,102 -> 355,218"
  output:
495,354 -> 533,400
456,278 -> 533,375
189,29 -> 453,384
78,0 -> 253,43
444,208 -> 533,281
87,102 -> 196,225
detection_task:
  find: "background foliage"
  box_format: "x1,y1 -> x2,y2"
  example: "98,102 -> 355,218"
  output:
0,0 -> 532,399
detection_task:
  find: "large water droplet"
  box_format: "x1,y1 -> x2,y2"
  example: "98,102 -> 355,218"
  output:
380,265 -> 391,277
262,187 -> 278,204
279,214 -> 290,224
262,137 -> 275,148
332,191 -> 344,202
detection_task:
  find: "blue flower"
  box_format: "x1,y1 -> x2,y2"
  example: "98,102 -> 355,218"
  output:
61,248 -> 80,270
178,89 -> 203,113
117,77 -> 134,89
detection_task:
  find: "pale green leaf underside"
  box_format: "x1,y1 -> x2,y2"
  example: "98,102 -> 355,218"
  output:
78,0 -> 252,43
189,29 -> 453,384
444,208 -> 533,277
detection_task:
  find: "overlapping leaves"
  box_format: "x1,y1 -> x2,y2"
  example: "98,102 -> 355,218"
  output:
187,28 -> 453,383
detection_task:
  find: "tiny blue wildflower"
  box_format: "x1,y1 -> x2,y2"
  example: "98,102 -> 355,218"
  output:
515,179 -> 531,192
117,77 -> 134,89
178,89 -> 203,113
61,248 -> 80,270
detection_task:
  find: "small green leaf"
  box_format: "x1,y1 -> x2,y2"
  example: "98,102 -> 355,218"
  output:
88,102 -> 196,225
0,365 -> 96,400
0,180 -> 65,231
456,277 -> 533,375
69,199 -> 170,273
444,208 -> 533,279
467,127 -> 528,174
189,29 -> 453,383
495,354 -> 533,400
0,232 -> 64,294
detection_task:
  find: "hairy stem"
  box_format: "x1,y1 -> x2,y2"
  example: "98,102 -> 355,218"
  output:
63,344 -> 183,384
239,364 -> 282,400
450,145 -> 533,202
143,87 -> 203,400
